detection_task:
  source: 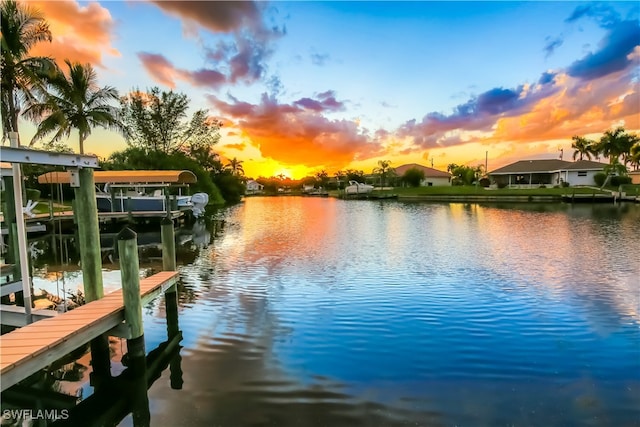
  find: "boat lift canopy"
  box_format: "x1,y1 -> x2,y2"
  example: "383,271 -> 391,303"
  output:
38,170 -> 198,186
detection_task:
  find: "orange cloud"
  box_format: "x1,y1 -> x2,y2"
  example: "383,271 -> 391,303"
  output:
208,93 -> 384,170
223,143 -> 247,151
487,68 -> 638,144
27,0 -> 119,68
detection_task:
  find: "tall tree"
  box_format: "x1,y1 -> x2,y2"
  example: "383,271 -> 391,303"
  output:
334,170 -> 345,189
25,60 -> 123,154
373,160 -> 394,187
595,127 -> 637,166
447,163 -> 459,173
571,135 -> 596,161
120,87 -> 221,154
225,157 -> 244,176
1,0 -> 55,140
315,170 -> 328,188
630,142 -> 640,171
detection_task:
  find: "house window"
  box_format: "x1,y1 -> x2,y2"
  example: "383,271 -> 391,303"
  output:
577,171 -> 587,177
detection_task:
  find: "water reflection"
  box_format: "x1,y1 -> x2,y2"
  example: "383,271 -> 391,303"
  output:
139,199 -> 639,426
6,200 -> 639,426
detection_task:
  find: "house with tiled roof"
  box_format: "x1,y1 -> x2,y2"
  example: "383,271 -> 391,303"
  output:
488,159 -> 608,187
394,163 -> 452,187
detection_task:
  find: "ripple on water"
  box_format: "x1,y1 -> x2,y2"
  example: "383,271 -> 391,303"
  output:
134,200 -> 640,427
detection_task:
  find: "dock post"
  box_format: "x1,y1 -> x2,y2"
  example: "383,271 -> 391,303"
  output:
161,217 -> 180,340
161,217 -> 176,272
118,227 -> 146,361
73,168 -> 103,301
72,167 -> 110,382
127,196 -> 133,223
117,226 -> 149,425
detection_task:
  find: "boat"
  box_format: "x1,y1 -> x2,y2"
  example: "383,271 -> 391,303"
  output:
38,170 -> 208,218
95,183 -> 193,213
344,180 -> 374,194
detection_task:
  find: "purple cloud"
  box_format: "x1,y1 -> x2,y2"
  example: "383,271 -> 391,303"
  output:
567,20 -> 640,81
397,72 -> 560,148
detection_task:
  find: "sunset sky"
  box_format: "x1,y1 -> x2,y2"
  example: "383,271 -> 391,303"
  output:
16,1 -> 640,179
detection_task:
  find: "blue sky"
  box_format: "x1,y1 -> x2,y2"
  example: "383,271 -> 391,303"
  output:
24,1 -> 640,178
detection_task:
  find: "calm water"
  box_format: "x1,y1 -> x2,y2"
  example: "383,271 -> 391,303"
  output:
35,198 -> 640,425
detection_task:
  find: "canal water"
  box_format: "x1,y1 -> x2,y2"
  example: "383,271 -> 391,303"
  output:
30,198 -> 640,426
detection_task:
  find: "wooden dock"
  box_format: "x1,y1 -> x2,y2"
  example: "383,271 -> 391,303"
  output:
0,270 -> 179,392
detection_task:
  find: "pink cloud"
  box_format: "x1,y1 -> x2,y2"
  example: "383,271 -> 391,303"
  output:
207,93 -> 383,169
28,0 -> 119,68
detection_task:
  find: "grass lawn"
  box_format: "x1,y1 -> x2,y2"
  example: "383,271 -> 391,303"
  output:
370,185 -> 611,196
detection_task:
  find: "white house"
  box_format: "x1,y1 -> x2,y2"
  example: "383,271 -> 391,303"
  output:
394,163 -> 452,186
245,180 -> 264,195
488,159 -> 608,187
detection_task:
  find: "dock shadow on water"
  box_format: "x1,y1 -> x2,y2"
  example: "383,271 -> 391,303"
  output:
2,199 -> 640,426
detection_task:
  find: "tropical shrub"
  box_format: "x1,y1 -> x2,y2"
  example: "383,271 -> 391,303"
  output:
593,173 -> 607,187
611,176 -> 632,186
402,168 -> 425,187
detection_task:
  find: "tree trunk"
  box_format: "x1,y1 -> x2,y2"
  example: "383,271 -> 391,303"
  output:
79,134 -> 85,154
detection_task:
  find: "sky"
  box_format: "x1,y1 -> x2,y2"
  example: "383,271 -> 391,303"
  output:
15,1 -> 640,179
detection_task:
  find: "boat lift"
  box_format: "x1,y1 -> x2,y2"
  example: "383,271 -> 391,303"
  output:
0,132 -> 99,323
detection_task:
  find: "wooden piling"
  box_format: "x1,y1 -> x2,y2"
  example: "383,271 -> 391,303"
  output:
161,217 -> 176,272
118,227 -> 144,341
72,168 -> 110,383
161,217 -> 180,343
73,168 -> 104,302
117,226 -> 148,415
127,196 -> 133,223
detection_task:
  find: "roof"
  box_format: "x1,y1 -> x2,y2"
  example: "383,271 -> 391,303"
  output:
394,163 -> 451,178
489,159 -> 608,175
564,160 -> 609,170
38,170 -> 197,185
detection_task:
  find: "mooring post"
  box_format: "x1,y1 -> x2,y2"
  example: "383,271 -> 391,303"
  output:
161,217 -> 180,341
118,227 -> 146,367
161,217 -> 176,272
72,167 -> 110,382
73,168 -> 103,301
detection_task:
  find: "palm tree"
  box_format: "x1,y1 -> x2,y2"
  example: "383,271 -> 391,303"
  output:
225,157 -> 244,176
334,171 -> 345,189
595,127 -> 637,167
1,0 -> 55,141
630,142 -> 640,171
24,60 -> 123,154
373,160 -> 393,187
315,170 -> 328,188
571,135 -> 595,161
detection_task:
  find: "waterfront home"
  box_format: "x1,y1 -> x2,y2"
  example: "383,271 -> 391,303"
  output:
488,159 -> 608,187
394,163 -> 452,186
245,180 -> 264,195
630,171 -> 640,184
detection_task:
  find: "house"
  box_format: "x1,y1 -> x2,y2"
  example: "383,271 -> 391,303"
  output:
245,180 -> 264,195
488,159 -> 608,187
630,171 -> 640,185
394,163 -> 452,186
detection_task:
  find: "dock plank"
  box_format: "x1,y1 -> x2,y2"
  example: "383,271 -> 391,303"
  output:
0,271 -> 179,392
